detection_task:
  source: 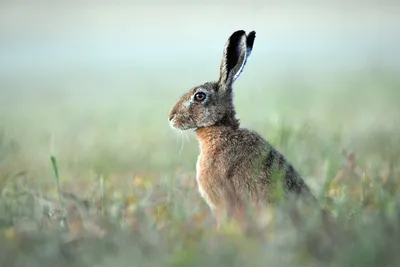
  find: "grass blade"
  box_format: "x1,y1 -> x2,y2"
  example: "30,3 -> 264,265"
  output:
50,155 -> 67,229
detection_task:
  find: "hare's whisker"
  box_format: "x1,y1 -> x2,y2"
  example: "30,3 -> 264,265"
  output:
179,131 -> 185,155
183,131 -> 191,144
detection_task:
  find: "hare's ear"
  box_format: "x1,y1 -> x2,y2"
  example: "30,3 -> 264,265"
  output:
218,30 -> 256,91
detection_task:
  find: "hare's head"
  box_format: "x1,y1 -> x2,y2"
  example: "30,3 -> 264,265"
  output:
169,30 -> 256,131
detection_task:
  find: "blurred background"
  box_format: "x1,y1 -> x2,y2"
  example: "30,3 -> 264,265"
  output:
1,1 -> 400,266
1,0 -> 399,180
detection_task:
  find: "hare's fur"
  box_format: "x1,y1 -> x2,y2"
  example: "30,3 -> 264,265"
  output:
169,30 -> 315,226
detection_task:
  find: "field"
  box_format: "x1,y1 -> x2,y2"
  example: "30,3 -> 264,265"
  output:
1,68 -> 399,267
1,2 -> 400,267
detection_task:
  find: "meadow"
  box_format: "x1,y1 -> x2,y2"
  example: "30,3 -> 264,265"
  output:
1,2 -> 400,267
0,66 -> 399,267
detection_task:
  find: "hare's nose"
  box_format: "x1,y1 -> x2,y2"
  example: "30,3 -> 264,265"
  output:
168,111 -> 175,121
169,105 -> 178,121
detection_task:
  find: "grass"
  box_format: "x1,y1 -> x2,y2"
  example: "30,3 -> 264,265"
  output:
0,68 -> 399,267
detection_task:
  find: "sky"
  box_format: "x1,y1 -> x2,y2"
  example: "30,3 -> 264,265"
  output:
0,1 -> 399,80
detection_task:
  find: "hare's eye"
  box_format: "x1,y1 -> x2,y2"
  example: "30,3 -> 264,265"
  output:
194,92 -> 206,102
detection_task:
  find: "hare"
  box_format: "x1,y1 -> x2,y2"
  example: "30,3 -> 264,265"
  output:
168,30 -> 316,228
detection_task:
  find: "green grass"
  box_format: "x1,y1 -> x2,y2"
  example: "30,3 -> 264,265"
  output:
0,69 -> 400,267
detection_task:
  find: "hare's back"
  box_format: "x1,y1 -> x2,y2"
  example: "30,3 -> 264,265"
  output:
229,129 -> 313,199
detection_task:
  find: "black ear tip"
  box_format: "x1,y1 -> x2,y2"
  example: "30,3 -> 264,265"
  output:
246,31 -> 256,49
229,30 -> 246,40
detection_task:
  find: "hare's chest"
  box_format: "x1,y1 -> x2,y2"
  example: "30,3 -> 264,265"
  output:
196,154 -> 218,210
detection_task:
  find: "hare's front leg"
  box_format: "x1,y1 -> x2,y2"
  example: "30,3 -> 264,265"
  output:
210,205 -> 228,230
211,204 -> 249,233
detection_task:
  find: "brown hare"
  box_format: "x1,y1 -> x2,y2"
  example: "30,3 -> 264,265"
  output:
168,30 -> 317,229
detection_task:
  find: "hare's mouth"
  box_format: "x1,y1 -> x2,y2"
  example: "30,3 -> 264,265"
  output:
169,115 -> 195,131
